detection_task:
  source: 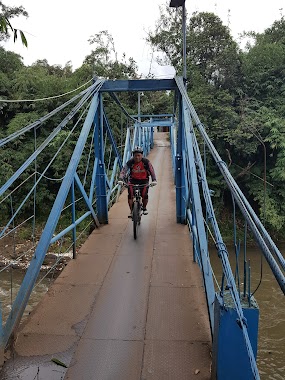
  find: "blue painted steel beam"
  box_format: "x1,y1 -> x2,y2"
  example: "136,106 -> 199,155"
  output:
194,123 -> 285,294
89,157 -> 99,202
182,100 -> 215,331
96,163 -> 108,223
74,173 -> 99,226
103,111 -> 123,169
0,86 -> 98,197
175,76 -> 261,379
131,113 -> 174,118
50,211 -> 92,245
50,171 -> 100,247
212,294 -> 259,380
100,79 -> 177,92
175,92 -> 186,223
107,157 -> 119,204
169,122 -> 177,178
2,93 -> 100,348
94,94 -> 108,224
140,122 -> 172,127
71,179 -> 76,259
176,76 -> 284,287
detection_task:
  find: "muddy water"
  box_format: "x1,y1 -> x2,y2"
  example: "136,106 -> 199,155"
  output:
0,270 -> 53,322
210,244 -> 285,380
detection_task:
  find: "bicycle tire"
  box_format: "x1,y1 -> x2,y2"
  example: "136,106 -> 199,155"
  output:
133,202 -> 139,239
138,201 -> 142,225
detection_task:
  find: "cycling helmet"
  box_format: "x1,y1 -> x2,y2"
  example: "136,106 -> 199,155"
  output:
132,146 -> 143,155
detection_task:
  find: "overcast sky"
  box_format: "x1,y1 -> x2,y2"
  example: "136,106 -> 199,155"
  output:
3,0 -> 285,78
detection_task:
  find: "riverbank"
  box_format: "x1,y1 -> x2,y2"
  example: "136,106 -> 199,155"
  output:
0,233 -> 72,274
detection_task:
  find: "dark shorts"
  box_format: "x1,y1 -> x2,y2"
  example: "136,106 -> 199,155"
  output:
128,179 -> 149,200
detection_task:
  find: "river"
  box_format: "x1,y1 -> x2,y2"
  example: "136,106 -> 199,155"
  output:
210,243 -> 285,380
0,270 -> 53,322
0,245 -> 284,379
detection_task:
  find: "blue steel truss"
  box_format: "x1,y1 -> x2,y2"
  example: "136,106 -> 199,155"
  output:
0,77 -> 284,379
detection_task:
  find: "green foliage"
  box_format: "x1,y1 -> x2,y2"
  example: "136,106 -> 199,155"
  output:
0,46 -> 23,76
241,17 -> 285,118
1,9 -> 285,239
84,30 -> 138,80
0,1 -> 28,46
247,179 -> 285,232
148,9 -> 242,91
188,12 -> 242,90
6,111 -> 39,136
148,8 -> 285,237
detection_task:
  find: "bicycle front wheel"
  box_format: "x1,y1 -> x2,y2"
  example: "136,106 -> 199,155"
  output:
132,202 -> 139,240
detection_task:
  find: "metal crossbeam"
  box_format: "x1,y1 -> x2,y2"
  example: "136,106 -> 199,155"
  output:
100,79 -> 177,92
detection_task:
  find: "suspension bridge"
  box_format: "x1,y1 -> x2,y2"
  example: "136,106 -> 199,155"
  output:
0,77 -> 284,379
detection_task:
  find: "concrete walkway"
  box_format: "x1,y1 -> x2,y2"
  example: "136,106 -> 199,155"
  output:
0,133 -> 212,380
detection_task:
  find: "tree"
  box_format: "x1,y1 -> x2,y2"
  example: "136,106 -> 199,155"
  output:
0,1 -> 28,46
148,9 -> 242,91
241,17 -> 285,114
84,30 -> 138,80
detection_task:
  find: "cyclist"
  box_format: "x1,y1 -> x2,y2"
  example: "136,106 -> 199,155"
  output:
118,146 -> 157,216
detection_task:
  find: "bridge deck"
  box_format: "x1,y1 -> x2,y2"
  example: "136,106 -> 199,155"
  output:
1,134 -> 212,379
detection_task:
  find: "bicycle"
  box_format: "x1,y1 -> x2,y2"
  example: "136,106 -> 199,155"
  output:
122,182 -> 152,240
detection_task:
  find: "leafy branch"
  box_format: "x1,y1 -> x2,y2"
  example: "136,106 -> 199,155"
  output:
0,14 -> 27,46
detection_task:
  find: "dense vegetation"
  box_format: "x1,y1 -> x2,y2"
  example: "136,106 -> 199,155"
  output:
149,8 -> 285,238
1,3 -> 285,239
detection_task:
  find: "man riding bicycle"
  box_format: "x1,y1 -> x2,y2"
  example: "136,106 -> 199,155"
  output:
118,146 -> 157,217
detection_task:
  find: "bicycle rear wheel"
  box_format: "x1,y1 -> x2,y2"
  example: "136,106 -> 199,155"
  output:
132,202 -> 139,239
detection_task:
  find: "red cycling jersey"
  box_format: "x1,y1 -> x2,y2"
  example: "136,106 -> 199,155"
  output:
131,161 -> 148,180
119,157 -> 156,183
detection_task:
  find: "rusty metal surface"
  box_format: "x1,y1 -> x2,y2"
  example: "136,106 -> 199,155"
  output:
146,286 -> 210,341
82,255 -> 151,340
0,133 -> 211,380
142,341 -> 211,380
151,254 -> 202,287
66,340 -> 144,380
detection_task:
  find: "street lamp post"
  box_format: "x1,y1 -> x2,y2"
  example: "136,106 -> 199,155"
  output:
170,1 -> 187,223
169,0 -> 187,83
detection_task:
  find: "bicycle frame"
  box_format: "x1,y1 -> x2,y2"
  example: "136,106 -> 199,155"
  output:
132,185 -> 143,239
123,183 -> 150,240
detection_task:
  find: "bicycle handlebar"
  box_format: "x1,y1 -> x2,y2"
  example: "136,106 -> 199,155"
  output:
120,182 -> 152,188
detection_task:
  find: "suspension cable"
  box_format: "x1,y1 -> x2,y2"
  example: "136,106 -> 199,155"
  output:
108,92 -> 138,123
0,78 -> 94,103
0,100 -> 91,239
0,85 -> 98,197
0,79 -> 103,147
176,76 -> 260,380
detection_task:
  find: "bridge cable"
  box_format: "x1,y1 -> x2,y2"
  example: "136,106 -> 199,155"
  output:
0,83 -> 101,198
0,78 -> 94,103
0,99 -> 92,240
177,77 -> 260,379
0,79 -> 102,147
32,127 -> 37,246
176,76 -> 285,285
108,92 -> 138,123
35,217 -> 95,289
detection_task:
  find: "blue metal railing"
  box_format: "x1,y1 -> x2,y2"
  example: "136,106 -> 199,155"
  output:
173,76 -> 283,379
0,79 -> 160,350
0,77 -> 283,379
178,76 -> 261,379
